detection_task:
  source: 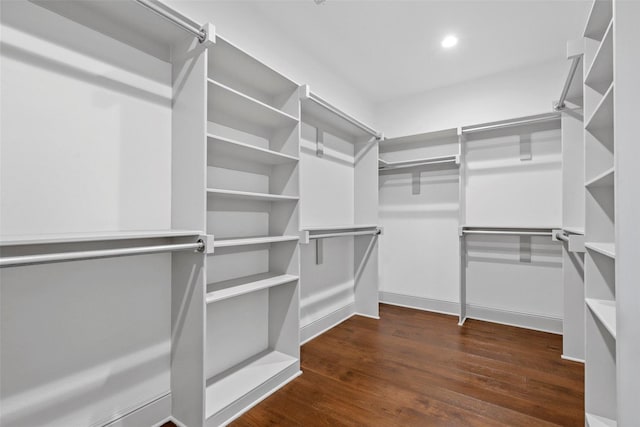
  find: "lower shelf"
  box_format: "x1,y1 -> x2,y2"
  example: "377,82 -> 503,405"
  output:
586,413 -> 617,427
206,273 -> 299,304
213,235 -> 299,248
205,351 -> 299,424
586,298 -> 617,338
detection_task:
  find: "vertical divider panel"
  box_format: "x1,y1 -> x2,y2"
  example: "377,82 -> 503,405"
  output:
170,34 -> 210,427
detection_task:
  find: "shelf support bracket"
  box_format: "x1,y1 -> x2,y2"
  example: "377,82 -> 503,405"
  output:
520,235 -> 532,263
316,128 -> 324,157
519,134 -> 532,161
412,172 -> 421,195
316,238 -> 323,264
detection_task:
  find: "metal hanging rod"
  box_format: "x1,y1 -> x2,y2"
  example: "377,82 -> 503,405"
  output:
301,86 -> 382,139
461,227 -> 554,237
0,240 -> 205,268
378,156 -> 459,171
461,113 -> 561,134
554,54 -> 583,111
555,231 -> 570,242
134,0 -> 207,42
309,229 -> 381,240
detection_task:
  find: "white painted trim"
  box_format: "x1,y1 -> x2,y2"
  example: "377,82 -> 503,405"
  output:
153,416 -> 187,427
300,303 -> 356,345
379,292 -> 562,334
355,312 -> 380,320
220,371 -> 302,427
561,355 -> 585,364
465,304 -> 562,335
103,392 -> 171,427
379,292 -> 459,317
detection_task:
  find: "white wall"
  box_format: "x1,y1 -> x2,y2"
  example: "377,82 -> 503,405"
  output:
375,59 -> 567,137
166,0 -> 376,127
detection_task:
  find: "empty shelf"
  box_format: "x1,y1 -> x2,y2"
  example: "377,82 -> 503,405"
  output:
206,273 -> 298,304
586,413 -> 617,427
585,84 -> 614,141
585,167 -> 614,188
213,235 -> 299,248
585,21 -> 613,93
378,155 -> 459,171
586,298 -> 617,338
583,1 -> 612,40
585,242 -> 616,258
207,188 -> 299,202
0,229 -> 202,247
205,351 -> 298,420
207,79 -> 298,131
208,134 -> 298,165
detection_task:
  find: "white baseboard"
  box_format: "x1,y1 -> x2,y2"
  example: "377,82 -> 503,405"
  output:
379,292 -> 459,316
105,392 -> 171,427
300,303 -> 356,345
379,291 -> 562,334
561,355 -> 585,364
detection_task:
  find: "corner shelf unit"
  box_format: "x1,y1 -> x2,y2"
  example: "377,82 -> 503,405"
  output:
582,1 -> 618,424
204,36 -> 301,426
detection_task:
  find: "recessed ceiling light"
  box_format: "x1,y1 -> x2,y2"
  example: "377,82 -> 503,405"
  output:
441,35 -> 458,49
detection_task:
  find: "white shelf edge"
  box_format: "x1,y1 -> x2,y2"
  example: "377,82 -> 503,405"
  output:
585,167 -> 614,188
212,235 -> 299,248
206,273 -> 298,304
0,229 -> 202,247
584,19 -> 614,88
563,226 -> 585,235
586,412 -> 617,427
206,188 -> 299,202
300,224 -> 379,232
207,78 -> 299,123
585,82 -> 614,131
583,1 -> 612,40
585,242 -> 616,258
586,298 -> 617,338
207,134 -> 299,163
378,154 -> 459,170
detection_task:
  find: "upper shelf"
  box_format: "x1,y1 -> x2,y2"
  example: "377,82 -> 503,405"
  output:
586,298 -> 617,338
585,20 -> 614,94
207,134 -> 298,165
208,36 -> 299,109
585,83 -> 614,146
300,85 -> 381,142
207,79 -> 298,135
29,0 -> 207,62
378,154 -> 459,172
583,0 -> 612,40
0,229 -> 202,247
300,224 -> 378,232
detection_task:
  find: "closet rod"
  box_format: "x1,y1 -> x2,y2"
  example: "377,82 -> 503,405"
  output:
378,156 -> 458,170
305,90 -> 382,139
554,54 -> 582,111
555,231 -> 570,242
309,230 -> 381,240
462,229 -> 553,237
461,113 -> 560,134
134,0 -> 207,42
0,240 -> 205,268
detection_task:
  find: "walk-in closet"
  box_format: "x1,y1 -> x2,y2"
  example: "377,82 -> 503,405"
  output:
1,0 -> 638,426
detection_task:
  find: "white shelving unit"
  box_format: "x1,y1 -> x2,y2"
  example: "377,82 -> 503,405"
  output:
298,85 -> 381,344
582,1 -> 618,424
0,1 -> 214,427
204,35 -> 301,426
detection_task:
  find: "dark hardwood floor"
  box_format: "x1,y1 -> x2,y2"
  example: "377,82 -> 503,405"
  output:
231,304 -> 584,427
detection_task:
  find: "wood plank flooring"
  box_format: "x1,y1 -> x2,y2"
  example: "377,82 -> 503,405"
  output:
231,304 -> 584,426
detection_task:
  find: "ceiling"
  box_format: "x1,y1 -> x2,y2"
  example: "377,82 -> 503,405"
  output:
242,0 -> 591,103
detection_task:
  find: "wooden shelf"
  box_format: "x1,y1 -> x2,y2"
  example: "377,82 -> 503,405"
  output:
585,242 -> 616,258
584,1 -> 612,40
205,350 -> 298,420
207,188 -> 299,202
206,273 -> 298,304
563,227 -> 585,235
0,229 -> 202,247
213,235 -> 299,248
586,167 -> 614,188
585,20 -> 614,94
207,134 -> 298,165
208,37 -> 298,109
207,79 -> 298,131
585,84 -> 614,142
586,298 -> 617,338
586,413 -> 617,427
